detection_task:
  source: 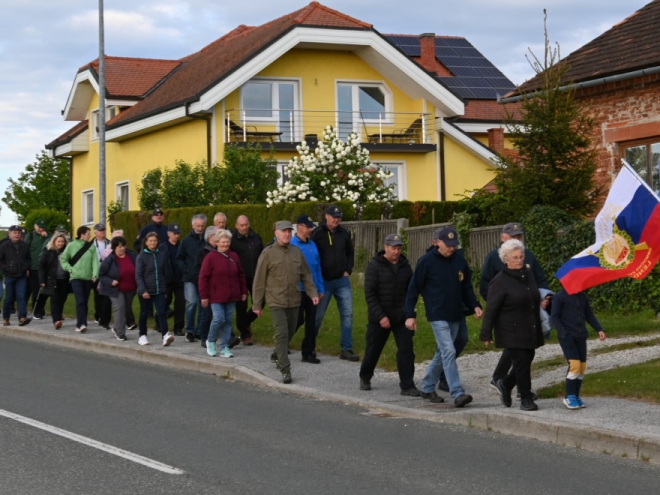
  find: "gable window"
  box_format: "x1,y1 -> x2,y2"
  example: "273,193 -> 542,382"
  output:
116,181 -> 129,211
337,82 -> 392,140
91,106 -> 117,140
240,79 -> 299,142
82,189 -> 94,225
621,139 -> 660,192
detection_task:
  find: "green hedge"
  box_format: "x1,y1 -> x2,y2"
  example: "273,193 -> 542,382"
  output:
113,200 -> 464,245
24,208 -> 71,233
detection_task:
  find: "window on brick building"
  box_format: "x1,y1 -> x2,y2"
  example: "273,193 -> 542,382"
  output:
622,140 -> 660,192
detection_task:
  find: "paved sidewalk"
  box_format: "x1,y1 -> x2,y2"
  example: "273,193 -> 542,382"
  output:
2,317 -> 659,466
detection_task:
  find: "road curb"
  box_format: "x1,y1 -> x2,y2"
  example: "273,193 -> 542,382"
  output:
2,325 -> 658,466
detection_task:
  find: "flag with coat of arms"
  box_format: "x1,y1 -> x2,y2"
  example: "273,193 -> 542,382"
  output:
556,160 -> 660,294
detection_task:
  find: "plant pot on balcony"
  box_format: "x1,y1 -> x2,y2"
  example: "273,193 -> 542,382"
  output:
304,134 -> 318,146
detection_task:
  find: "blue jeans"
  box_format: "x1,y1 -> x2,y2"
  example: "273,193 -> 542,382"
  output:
314,276 -> 353,351
4,276 -> 27,319
439,317 -> 468,384
422,320 -> 465,398
209,302 -> 236,347
184,282 -> 201,333
139,293 -> 168,337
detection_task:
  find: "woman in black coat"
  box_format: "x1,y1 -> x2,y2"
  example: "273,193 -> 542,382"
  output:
99,236 -> 137,341
38,234 -> 69,329
480,239 -> 544,411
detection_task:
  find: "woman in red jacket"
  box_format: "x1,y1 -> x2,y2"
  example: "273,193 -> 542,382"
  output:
199,229 -> 247,358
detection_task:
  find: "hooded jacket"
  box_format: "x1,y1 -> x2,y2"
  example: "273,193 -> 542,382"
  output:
365,250 -> 413,325
0,239 -> 31,278
229,228 -> 264,279
311,221 -> 354,280
135,247 -> 171,295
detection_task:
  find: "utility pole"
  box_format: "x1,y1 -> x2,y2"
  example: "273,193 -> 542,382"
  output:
98,0 -> 106,224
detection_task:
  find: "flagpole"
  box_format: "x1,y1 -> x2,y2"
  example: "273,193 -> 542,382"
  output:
620,158 -> 660,202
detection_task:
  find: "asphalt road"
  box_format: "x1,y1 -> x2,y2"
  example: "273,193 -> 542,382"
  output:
1,337 -> 658,495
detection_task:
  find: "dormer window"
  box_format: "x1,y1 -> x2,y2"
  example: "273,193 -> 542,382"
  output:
91,106 -> 118,140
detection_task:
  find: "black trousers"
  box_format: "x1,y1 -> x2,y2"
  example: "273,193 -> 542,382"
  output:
166,283 -> 185,333
492,348 -> 513,381
49,279 -> 69,323
502,348 -> 535,400
235,276 -> 257,340
360,321 -> 415,390
28,271 -> 48,317
297,292 -> 317,358
93,279 -> 112,326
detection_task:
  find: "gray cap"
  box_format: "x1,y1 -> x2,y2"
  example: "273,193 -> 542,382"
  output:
502,222 -> 524,236
275,220 -> 293,231
433,227 -> 460,247
385,234 -> 403,246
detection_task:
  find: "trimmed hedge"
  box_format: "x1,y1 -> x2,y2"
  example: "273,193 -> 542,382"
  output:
24,208 -> 71,233
113,200 -> 465,245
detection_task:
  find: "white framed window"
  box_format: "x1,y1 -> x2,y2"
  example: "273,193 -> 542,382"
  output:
82,189 -> 94,225
240,79 -> 299,142
272,161 -> 290,187
91,106 -> 117,140
116,181 -> 129,210
336,81 -> 393,140
372,162 -> 406,200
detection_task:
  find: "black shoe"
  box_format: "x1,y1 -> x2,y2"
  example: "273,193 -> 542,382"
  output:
400,386 -> 421,397
173,329 -> 185,337
282,372 -> 292,384
495,379 -> 512,408
516,391 -> 539,401
127,323 -> 137,331
228,336 -> 241,349
489,378 -> 499,393
360,378 -> 371,391
101,325 -> 110,330
270,352 -> 278,363
185,332 -> 195,343
33,314 -> 43,320
454,394 -> 473,408
302,355 -> 321,364
420,391 -> 444,403
18,317 -> 31,326
200,340 -> 207,348
340,350 -> 360,362
520,397 -> 539,411
437,380 -> 450,393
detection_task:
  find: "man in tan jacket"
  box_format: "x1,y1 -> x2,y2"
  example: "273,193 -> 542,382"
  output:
253,221 -> 319,384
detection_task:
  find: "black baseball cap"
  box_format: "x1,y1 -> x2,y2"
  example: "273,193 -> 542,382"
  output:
296,215 -> 316,228
385,234 -> 403,246
152,207 -> 164,216
168,223 -> 181,233
325,205 -> 342,218
433,227 -> 460,247
502,222 -> 524,236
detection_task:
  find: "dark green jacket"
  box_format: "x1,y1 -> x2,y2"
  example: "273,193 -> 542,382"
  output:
25,230 -> 49,270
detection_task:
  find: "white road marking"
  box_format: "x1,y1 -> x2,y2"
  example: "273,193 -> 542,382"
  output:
0,408 -> 184,474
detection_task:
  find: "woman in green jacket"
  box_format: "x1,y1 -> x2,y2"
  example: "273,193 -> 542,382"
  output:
60,226 -> 99,333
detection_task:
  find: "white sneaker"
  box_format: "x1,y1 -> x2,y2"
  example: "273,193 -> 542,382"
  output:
80,325 -> 87,333
138,335 -> 149,346
162,334 -> 174,347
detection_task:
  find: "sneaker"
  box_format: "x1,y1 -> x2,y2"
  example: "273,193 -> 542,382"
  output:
454,394 -> 473,408
563,395 -> 581,410
117,335 -> 128,341
229,336 -> 242,348
521,398 -> 539,411
32,315 -> 42,320
420,391 -> 444,403
437,380 -> 450,393
360,378 -> 372,391
302,355 -> 321,364
111,328 -> 119,339
94,319 -> 99,324
138,335 -> 149,346
18,317 -> 31,326
200,340 -> 207,348
207,341 -> 218,357
162,334 -> 174,347
185,332 -> 195,343
54,321 -> 63,330
270,352 -> 278,363
101,325 -> 110,330
400,386 -> 421,397
173,329 -> 185,337
3,319 -> 9,326
75,326 -> 86,333
219,346 -> 233,358
127,323 -> 137,331
282,372 -> 292,384
339,350 -> 360,362
516,390 -> 539,401
489,378 -> 499,393
576,397 -> 586,408
495,379 -> 512,408
242,337 -> 253,346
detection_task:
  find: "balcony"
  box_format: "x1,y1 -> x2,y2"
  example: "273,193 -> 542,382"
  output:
224,109 -> 437,153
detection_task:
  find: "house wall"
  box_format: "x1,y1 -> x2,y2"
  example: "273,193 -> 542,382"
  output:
443,138 -> 497,200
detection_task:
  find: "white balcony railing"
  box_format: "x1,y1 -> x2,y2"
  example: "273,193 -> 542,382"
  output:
225,109 -> 434,145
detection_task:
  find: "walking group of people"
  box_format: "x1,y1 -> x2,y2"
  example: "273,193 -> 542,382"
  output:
1,213 -> 606,406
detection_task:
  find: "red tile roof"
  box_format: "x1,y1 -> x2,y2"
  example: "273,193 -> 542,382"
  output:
459,99 -> 522,121
109,2 -> 372,129
46,120 -> 89,149
514,1 -> 660,94
81,57 -> 182,99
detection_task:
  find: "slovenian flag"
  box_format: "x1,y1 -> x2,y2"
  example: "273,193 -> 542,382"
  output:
556,161 -> 660,294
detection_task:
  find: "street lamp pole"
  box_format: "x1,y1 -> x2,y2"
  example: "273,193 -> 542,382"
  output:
98,0 -> 106,224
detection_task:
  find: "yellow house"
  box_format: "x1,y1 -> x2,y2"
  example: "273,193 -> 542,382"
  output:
47,2 -> 515,228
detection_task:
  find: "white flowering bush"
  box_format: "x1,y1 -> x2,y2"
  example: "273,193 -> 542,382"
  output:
266,126 -> 396,218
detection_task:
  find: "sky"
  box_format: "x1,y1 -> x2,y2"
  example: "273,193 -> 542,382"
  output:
0,0 -> 651,226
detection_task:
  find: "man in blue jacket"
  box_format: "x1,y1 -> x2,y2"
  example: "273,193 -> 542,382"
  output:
405,227 -> 482,408
134,207 -> 168,252
291,215 -> 324,364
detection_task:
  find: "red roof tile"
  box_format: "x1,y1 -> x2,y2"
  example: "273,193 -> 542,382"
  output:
515,1 -> 660,94
46,120 -> 88,149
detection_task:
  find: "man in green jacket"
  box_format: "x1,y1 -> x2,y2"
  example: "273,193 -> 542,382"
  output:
24,218 -> 49,319
252,221 -> 319,384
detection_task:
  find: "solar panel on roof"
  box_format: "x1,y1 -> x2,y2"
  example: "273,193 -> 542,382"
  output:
398,45 -> 421,56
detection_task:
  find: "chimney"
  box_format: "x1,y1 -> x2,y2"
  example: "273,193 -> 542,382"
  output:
488,128 -> 504,154
420,33 -> 436,68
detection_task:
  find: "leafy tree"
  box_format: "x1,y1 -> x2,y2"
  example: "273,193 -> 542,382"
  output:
24,208 -> 70,233
137,168 -> 163,211
267,126 -> 395,218
465,12 -> 601,224
2,151 -> 71,222
219,144 -> 278,204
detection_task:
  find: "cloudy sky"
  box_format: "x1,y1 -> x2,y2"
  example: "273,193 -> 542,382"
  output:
0,0 -> 650,225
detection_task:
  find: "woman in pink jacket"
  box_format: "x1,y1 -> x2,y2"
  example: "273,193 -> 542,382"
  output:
199,229 -> 247,358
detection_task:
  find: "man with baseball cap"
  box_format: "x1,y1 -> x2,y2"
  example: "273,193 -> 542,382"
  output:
480,221 -> 549,397
405,227 -> 482,407
360,233 -> 418,395
24,218 -> 49,319
291,214 -> 324,363
160,223 -> 185,336
253,221 -> 319,384
133,207 -> 168,252
0,225 -> 32,326
312,205 -> 359,361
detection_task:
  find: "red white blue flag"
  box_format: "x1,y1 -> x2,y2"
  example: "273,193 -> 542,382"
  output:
556,161 -> 660,294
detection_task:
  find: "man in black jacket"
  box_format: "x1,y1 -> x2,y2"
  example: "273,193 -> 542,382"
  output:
230,215 -> 263,345
312,205 -> 359,361
160,223 -> 185,336
480,222 -> 548,394
0,226 -> 32,326
176,214 -> 207,342
134,207 -> 168,252
359,234 -> 418,395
